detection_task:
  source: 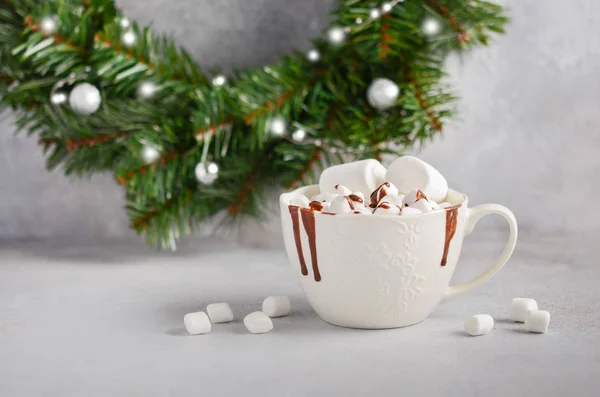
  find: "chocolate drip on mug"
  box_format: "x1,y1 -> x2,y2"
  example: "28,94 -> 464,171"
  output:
287,206 -> 308,276
301,208 -> 322,282
440,204 -> 461,267
309,201 -> 324,212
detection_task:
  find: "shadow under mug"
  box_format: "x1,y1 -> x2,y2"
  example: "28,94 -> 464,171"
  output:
280,185 -> 518,329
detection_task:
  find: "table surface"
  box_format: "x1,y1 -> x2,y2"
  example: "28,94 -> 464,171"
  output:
1,232 -> 599,397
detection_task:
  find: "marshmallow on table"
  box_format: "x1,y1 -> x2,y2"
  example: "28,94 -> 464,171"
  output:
206,302 -> 234,324
525,310 -> 551,333
510,298 -> 538,322
374,202 -> 401,216
334,184 -> 353,196
289,195 -> 310,208
184,311 -> 211,335
464,314 -> 494,336
385,156 -> 449,203
319,159 -> 386,196
244,311 -> 274,334
262,296 -> 291,318
379,194 -> 404,207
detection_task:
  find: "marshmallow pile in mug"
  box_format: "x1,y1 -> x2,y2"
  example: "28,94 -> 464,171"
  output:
289,156 -> 452,216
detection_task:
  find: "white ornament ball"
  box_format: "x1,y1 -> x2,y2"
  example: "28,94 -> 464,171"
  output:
423,18 -> 441,36
119,17 -> 131,29
141,146 -> 161,164
122,30 -> 136,47
195,162 -> 219,185
50,91 -> 68,105
69,83 -> 102,115
367,78 -> 400,110
212,75 -> 226,87
327,27 -> 346,45
382,3 -> 393,13
307,49 -> 320,62
269,117 -> 287,137
292,129 -> 307,142
370,9 -> 381,19
138,81 -> 157,99
40,16 -> 57,35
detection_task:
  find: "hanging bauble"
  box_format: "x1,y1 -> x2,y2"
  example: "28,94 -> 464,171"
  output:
327,27 -> 346,45
122,30 -> 137,47
195,162 -> 219,185
69,83 -> 102,115
138,81 -> 158,99
292,129 -> 307,142
422,18 -> 442,36
307,49 -> 321,62
269,117 -> 287,137
141,146 -> 161,164
40,16 -> 58,35
212,75 -> 227,87
50,91 -> 68,105
367,78 -> 400,110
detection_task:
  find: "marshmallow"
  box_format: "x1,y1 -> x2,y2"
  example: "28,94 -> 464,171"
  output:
430,201 -> 441,210
400,207 -> 422,216
262,296 -> 291,318
329,195 -> 355,214
348,192 -> 365,209
464,314 -> 494,336
409,198 -> 433,213
374,202 -> 401,216
206,302 -> 234,324
334,184 -> 353,196
370,181 -> 399,207
319,159 -> 386,196
385,156 -> 448,203
379,193 -> 404,207
184,311 -> 211,335
244,311 -> 274,334
525,310 -> 551,333
352,209 -> 373,215
510,298 -> 538,322
289,195 -> 310,208
439,202 -> 453,208
311,192 -> 337,203
402,188 -> 428,207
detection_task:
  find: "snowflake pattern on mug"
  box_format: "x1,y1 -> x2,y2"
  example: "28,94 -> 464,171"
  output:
369,220 -> 426,316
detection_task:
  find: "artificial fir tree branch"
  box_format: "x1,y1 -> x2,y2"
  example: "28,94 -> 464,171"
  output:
0,0 -> 508,248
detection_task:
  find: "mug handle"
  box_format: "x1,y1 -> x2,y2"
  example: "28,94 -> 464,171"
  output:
442,204 -> 518,302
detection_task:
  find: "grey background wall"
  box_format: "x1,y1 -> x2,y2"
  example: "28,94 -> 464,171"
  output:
1,0 -> 599,243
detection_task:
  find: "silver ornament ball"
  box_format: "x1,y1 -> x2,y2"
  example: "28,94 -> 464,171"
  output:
142,146 -> 161,164
423,18 -> 441,36
367,78 -> 400,110
40,16 -> 57,35
212,75 -> 227,87
327,27 -> 346,45
292,129 -> 307,142
122,30 -> 136,47
269,117 -> 287,137
195,162 -> 219,185
138,81 -> 157,99
370,9 -> 381,19
50,91 -> 68,105
69,83 -> 102,115
307,49 -> 320,62
382,3 -> 393,13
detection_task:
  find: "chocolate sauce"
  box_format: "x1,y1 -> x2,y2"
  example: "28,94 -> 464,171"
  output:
416,189 -> 427,201
370,182 -> 391,207
378,202 -> 392,209
322,211 -> 336,215
300,208 -> 322,282
348,194 -> 364,204
344,196 -> 356,211
309,201 -> 324,211
288,206 -> 309,276
440,204 -> 461,267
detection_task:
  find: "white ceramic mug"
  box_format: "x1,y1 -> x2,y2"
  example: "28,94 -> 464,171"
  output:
280,185 -> 518,329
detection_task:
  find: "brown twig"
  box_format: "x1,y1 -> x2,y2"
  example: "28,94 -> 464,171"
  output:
379,14 -> 392,60
425,0 -> 471,44
117,151 -> 178,185
227,173 -> 258,216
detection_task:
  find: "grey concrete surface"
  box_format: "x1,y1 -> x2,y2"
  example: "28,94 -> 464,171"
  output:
1,231 -> 599,397
2,0 -> 600,242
